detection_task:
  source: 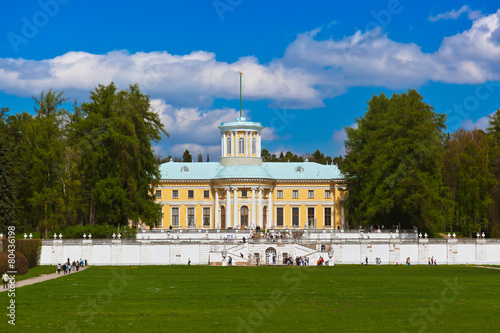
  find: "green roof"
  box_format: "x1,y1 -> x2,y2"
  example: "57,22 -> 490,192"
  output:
158,161 -> 344,180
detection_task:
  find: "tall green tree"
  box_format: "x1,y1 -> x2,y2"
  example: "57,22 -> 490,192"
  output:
487,104 -> 500,237
443,129 -> 494,236
0,108 -> 14,233
343,90 -> 451,231
73,83 -> 167,227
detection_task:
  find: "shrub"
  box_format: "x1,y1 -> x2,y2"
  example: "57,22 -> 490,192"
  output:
0,251 -> 29,275
53,224 -> 137,239
14,240 -> 41,269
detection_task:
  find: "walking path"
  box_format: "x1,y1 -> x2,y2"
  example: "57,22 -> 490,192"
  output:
1,266 -> 89,292
474,265 -> 500,270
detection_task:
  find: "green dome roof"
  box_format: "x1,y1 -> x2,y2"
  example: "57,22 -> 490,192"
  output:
215,164 -> 273,179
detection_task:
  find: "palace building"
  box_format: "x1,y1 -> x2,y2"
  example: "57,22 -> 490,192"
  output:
153,115 -> 347,230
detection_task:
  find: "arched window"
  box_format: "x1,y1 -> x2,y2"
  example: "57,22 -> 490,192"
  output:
239,137 -> 245,155
241,206 -> 249,228
252,138 -> 256,155
226,138 -> 231,155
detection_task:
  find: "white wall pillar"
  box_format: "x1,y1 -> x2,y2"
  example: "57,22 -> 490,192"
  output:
231,132 -> 235,157
258,189 -> 263,229
233,188 -> 238,228
245,131 -> 249,156
236,132 -> 239,156
257,133 -> 261,157
225,188 -> 230,229
251,188 -> 256,229
215,189 -> 219,229
268,188 -> 273,228
221,133 -> 224,157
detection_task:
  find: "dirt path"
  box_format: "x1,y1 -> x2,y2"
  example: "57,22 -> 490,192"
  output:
474,265 -> 500,270
0,266 -> 89,292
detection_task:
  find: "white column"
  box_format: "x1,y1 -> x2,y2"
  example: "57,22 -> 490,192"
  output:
231,132 -> 235,157
257,133 -> 261,157
251,188 -> 256,229
258,189 -> 263,229
215,189 -> 219,229
226,188 -> 230,229
233,188 -> 238,228
341,200 -> 345,229
246,131 -> 250,157
269,188 -> 273,228
236,132 -> 239,156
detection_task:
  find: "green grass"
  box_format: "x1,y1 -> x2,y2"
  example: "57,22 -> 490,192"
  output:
2,265 -> 499,332
16,266 -> 57,281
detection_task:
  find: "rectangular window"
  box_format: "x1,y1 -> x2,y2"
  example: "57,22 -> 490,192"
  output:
308,207 -> 315,227
155,190 -> 162,198
188,207 -> 195,227
204,190 -> 210,199
324,207 -> 332,226
172,190 -> 179,199
171,207 -> 179,227
292,207 -> 299,227
325,190 -> 331,199
292,190 -> 299,199
277,207 -> 284,226
188,190 -> 194,198
277,190 -> 283,199
239,137 -> 245,154
203,207 -> 210,226
252,138 -> 256,155
308,190 -> 314,199
227,137 -> 231,155
241,189 -> 248,197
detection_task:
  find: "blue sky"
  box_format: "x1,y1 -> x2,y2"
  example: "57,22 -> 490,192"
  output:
1,1 -> 500,158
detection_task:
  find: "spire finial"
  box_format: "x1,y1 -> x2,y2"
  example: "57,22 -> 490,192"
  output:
239,72 -> 242,118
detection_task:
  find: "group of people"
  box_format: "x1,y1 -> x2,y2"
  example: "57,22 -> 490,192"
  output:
57,258 -> 87,275
428,257 -> 437,265
316,256 -> 325,266
375,257 -> 382,266
282,256 -> 310,266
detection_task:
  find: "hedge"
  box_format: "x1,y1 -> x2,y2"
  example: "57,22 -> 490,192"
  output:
53,224 -> 137,239
0,251 -> 29,275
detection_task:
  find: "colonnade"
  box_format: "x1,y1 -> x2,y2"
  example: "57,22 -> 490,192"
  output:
221,131 -> 262,157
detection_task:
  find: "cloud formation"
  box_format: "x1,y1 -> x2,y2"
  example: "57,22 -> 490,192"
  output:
428,5 -> 482,22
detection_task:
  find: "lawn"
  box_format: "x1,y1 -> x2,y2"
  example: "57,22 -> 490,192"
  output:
2,265 -> 499,332
16,266 -> 57,282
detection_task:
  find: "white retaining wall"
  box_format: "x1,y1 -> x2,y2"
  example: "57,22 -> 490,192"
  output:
39,237 -> 500,266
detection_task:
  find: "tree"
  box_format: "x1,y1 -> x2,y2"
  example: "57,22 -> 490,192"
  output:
0,108 -> 14,233
197,153 -> 202,162
182,150 -> 192,162
443,129 -> 494,236
206,153 -> 209,162
487,104 -> 500,237
343,90 -> 451,232
73,83 -> 167,227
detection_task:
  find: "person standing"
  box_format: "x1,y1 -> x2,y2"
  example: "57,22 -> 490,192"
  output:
2,272 -> 9,289
188,258 -> 191,266
365,257 -> 368,265
57,263 -> 61,274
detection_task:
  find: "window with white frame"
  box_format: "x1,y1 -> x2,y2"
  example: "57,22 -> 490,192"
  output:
241,189 -> 248,197
227,137 -> 231,155
252,138 -> 256,155
188,190 -> 194,198
277,190 -> 283,199
204,190 -> 210,198
239,137 -> 245,154
292,207 -> 299,226
203,207 -> 210,226
308,207 -> 315,227
324,207 -> 332,226
308,190 -> 314,199
172,190 -> 179,199
171,207 -> 179,227
292,190 -> 299,199
155,190 -> 162,198
325,190 -> 331,199
187,207 -> 195,227
277,207 -> 284,226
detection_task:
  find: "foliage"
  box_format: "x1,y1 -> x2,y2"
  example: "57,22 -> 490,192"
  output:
443,129 -> 495,236
0,251 -> 29,275
182,149 -> 192,162
54,224 -> 137,239
343,90 -> 451,231
10,239 -> 42,269
487,105 -> 500,237
0,108 -> 14,234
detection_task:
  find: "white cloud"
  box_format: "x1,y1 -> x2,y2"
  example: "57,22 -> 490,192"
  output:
428,5 -> 482,22
462,113 -> 493,130
1,10 -> 500,112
